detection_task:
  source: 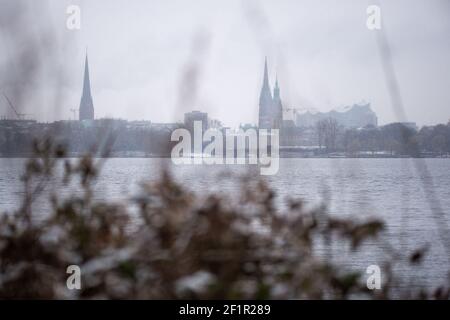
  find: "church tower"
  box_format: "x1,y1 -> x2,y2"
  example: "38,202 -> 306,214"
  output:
79,54 -> 94,121
272,76 -> 283,129
258,57 -> 273,129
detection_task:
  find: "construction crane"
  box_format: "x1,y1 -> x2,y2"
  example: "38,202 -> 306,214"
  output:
2,92 -> 29,120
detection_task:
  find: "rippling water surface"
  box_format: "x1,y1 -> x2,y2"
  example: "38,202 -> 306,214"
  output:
1,158 -> 449,293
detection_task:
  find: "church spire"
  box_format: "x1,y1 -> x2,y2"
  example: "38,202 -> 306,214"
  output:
273,73 -> 280,99
79,52 -> 94,120
259,57 -> 272,104
272,72 -> 282,129
262,56 -> 270,90
258,57 -> 273,129
83,54 -> 92,99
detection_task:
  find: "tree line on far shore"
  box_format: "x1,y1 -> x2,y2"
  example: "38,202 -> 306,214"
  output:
315,120 -> 450,156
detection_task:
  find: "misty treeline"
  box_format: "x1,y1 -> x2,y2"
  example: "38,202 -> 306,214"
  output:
0,138 -> 449,299
2,120 -> 450,157
315,120 -> 450,156
0,120 -> 179,157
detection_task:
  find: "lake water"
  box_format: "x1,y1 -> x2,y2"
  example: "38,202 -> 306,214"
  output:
1,158 -> 450,295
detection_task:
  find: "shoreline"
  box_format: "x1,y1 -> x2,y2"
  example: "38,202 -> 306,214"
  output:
1,154 -> 449,159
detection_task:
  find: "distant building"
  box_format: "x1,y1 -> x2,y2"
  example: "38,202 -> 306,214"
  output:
79,54 -> 95,121
184,110 -> 208,132
0,119 -> 37,129
295,103 -> 378,128
94,118 -> 127,129
254,59 -> 379,146
208,118 -> 223,129
240,123 -> 257,131
282,119 -> 296,128
258,58 -> 282,130
127,120 -> 153,130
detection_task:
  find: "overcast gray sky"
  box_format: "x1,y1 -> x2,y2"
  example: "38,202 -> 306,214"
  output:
1,0 -> 449,127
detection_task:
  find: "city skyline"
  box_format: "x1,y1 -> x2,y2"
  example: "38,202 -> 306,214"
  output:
1,0 -> 450,128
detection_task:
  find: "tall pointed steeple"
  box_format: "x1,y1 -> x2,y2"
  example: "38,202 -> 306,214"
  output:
79,52 -> 94,121
83,54 -> 92,100
272,74 -> 283,129
262,57 -> 270,90
258,57 -> 273,129
273,74 -> 280,99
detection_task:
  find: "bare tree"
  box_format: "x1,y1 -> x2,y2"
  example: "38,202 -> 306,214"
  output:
318,118 -> 339,153
315,120 -> 327,153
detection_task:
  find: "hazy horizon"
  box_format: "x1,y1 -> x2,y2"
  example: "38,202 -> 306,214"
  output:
1,0 -> 449,128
